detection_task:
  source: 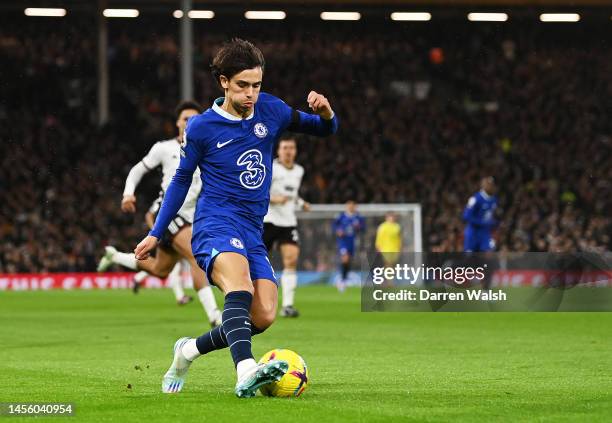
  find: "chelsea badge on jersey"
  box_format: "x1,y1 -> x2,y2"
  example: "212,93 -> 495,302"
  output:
254,122 -> 268,138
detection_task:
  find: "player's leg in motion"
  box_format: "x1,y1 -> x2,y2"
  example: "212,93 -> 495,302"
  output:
337,248 -> 351,292
98,245 -> 187,300
279,243 -> 300,317
167,262 -> 193,305
99,244 -> 176,277
179,259 -> 193,289
132,270 -> 149,294
162,253 -> 287,397
171,227 -> 222,326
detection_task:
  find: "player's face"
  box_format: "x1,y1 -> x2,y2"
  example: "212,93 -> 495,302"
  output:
482,178 -> 496,195
220,67 -> 263,117
176,109 -> 199,138
346,201 -> 356,214
278,140 -> 297,165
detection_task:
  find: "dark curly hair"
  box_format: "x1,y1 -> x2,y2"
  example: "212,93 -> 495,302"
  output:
175,100 -> 203,119
210,38 -> 265,86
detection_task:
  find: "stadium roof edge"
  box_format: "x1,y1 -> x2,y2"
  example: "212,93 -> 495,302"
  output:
6,0 -> 612,6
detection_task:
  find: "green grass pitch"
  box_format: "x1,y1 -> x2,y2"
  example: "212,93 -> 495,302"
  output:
1,286 -> 611,422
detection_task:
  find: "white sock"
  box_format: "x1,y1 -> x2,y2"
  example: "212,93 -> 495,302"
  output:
281,270 -> 297,308
180,259 -> 194,289
113,252 -> 137,270
181,338 -> 201,362
236,358 -> 258,381
198,286 -> 221,323
133,271 -> 148,283
168,263 -> 185,301
181,272 -> 194,290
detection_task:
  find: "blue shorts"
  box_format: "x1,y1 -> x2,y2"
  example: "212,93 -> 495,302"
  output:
192,214 -> 278,287
464,235 -> 495,252
337,240 -> 355,257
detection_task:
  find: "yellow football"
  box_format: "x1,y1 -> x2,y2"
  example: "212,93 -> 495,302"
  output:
258,349 -> 309,397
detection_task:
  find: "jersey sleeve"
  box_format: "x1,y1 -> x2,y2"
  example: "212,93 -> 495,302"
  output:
275,97 -> 339,136
462,195 -> 492,228
358,215 -> 366,233
332,214 -> 342,235
141,142 -> 163,170
149,122 -> 205,238
375,224 -> 384,251
123,143 -> 161,196
123,161 -> 150,196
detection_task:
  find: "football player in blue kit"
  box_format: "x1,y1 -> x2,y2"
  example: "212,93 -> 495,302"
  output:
462,177 -> 498,252
333,200 -> 365,291
134,39 -> 338,398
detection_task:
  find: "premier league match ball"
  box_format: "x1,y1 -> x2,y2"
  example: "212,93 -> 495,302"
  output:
259,349 -> 309,397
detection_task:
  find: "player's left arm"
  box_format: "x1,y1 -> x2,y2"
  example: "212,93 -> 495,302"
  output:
357,215 -> 366,232
296,197 -> 310,211
295,169 -> 310,211
284,91 -> 339,136
135,126 -> 204,259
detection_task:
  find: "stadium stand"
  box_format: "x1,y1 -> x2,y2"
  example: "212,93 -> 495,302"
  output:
1,17 -> 610,272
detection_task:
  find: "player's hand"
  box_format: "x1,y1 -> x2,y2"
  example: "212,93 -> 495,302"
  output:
307,91 -> 334,120
302,202 -> 311,212
134,235 -> 158,260
121,195 -> 137,213
271,194 -> 289,205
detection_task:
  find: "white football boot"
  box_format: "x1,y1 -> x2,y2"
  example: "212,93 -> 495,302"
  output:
97,246 -> 117,272
234,360 -> 289,398
161,337 -> 193,393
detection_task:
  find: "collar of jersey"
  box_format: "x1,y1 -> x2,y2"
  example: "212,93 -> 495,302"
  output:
212,97 -> 254,121
479,189 -> 492,199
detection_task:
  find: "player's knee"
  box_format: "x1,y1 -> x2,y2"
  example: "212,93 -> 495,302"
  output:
283,255 -> 298,270
251,303 -> 276,329
225,282 -> 254,295
250,323 -> 267,335
153,266 -> 172,279
252,311 -> 275,330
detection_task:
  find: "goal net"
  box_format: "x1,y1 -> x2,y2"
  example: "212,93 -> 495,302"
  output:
268,203 -> 422,285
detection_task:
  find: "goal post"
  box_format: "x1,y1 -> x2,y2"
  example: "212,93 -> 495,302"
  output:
268,203 -> 422,285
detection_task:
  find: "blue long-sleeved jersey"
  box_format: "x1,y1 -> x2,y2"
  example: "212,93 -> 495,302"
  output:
333,212 -> 365,255
150,92 -> 338,248
462,190 -> 497,252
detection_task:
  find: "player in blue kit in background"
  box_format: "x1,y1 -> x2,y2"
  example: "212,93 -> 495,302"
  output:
462,177 -> 498,252
134,39 -> 338,398
333,200 -> 365,292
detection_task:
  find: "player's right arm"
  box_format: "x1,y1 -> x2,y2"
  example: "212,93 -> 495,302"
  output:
375,224 -> 384,252
134,126 -> 204,260
333,215 -> 344,238
121,144 -> 161,213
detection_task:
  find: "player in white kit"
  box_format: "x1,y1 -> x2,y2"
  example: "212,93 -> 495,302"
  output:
97,101 -> 221,327
263,138 -> 310,318
130,197 -> 194,304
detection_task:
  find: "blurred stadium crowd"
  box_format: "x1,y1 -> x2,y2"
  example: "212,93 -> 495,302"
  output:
1,17 -> 610,272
